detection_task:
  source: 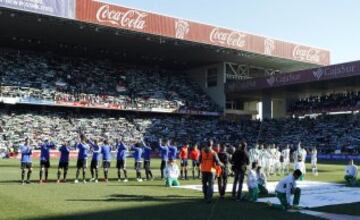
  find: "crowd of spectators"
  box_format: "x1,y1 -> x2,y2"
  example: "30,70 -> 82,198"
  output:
1,107 -> 360,155
0,49 -> 220,113
0,108 -> 259,151
288,91 -> 360,114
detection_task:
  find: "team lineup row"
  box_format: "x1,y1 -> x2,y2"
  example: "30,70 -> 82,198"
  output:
18,134 -> 204,184
17,134 -> 316,184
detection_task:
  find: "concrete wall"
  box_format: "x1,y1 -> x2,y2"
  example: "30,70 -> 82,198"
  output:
272,98 -> 287,119
187,63 -> 226,109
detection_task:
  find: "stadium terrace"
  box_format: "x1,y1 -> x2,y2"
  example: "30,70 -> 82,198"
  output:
1,1 -> 360,220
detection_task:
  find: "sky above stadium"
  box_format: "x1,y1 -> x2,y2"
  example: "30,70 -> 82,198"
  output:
107,0 -> 359,65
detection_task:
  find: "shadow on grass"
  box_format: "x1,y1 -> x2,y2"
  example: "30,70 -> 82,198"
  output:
28,195 -> 321,220
67,193 -> 199,203
313,202 -> 360,216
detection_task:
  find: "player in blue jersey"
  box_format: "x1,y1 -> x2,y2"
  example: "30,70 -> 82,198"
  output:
142,138 -> 153,181
57,142 -> 71,183
132,142 -> 144,182
74,134 -> 90,184
168,139 -> 178,161
159,138 -> 169,179
116,139 -> 128,182
89,139 -> 101,183
39,139 -> 55,184
19,138 -> 33,184
101,140 -> 112,183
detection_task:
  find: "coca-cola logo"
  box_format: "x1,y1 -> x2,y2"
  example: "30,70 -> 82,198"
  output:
175,19 -> 190,39
96,4 -> 147,30
264,38 -> 275,56
210,28 -> 246,48
293,46 -> 321,63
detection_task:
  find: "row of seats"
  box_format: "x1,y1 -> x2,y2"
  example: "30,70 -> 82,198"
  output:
288,91 -> 360,114
0,49 -> 220,113
1,107 -> 360,154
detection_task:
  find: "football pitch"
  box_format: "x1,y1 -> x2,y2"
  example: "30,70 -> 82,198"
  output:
0,159 -> 359,220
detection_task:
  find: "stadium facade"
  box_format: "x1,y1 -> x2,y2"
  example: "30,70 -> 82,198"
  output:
1,0 -> 352,120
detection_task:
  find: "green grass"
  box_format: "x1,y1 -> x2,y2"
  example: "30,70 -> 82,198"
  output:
0,159 -> 355,220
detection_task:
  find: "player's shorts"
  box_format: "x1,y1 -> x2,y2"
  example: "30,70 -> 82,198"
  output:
103,161 -> 111,169
76,159 -> 87,169
90,160 -> 99,169
144,160 -> 151,170
21,162 -> 32,169
40,160 -> 50,168
116,160 -> 126,169
58,161 -> 69,169
192,160 -> 199,167
180,159 -> 188,167
135,161 -> 142,171
311,159 -> 317,166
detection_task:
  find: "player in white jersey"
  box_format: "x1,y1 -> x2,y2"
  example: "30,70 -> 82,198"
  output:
301,147 -> 307,175
281,145 -> 291,174
249,144 -> 260,165
268,145 -> 275,175
274,146 -> 282,175
311,147 -> 318,176
263,145 -> 271,176
258,145 -> 266,168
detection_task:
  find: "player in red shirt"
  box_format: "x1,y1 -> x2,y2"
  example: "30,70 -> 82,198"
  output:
189,144 -> 201,179
179,144 -> 189,180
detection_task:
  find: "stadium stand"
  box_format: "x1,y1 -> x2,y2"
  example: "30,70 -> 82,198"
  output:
0,48 -> 220,113
1,106 -> 360,155
288,91 -> 360,114
0,49 -> 359,155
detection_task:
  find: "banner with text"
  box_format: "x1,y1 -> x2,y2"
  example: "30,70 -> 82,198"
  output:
0,0 -> 75,18
75,0 -> 330,65
227,60 -> 360,92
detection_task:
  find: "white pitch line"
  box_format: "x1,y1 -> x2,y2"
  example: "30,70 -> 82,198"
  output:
297,210 -> 360,220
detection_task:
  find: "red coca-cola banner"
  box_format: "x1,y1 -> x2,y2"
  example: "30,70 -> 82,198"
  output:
227,60 -> 360,92
75,0 -> 330,65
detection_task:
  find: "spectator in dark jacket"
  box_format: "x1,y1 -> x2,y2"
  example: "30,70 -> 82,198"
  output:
231,141 -> 250,201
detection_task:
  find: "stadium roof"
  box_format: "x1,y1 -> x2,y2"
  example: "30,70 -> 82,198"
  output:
0,0 -> 330,72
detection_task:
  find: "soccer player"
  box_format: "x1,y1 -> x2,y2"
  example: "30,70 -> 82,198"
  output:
249,144 -> 260,165
57,142 -> 71,183
39,139 -> 55,184
179,144 -> 189,180
132,142 -> 143,182
282,144 -> 291,174
74,134 -> 90,184
189,144 -> 200,179
159,138 -> 169,179
256,166 -> 268,195
168,139 -> 178,161
19,138 -> 33,184
345,159 -> 358,186
142,138 -> 153,181
311,146 -> 318,176
217,144 -> 230,198
116,139 -> 128,182
294,156 -> 305,180
231,142 -> 250,201
247,162 -> 259,202
165,159 -> 180,187
200,141 -> 223,203
89,139 -> 101,183
101,140 -> 112,183
273,169 -> 302,210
